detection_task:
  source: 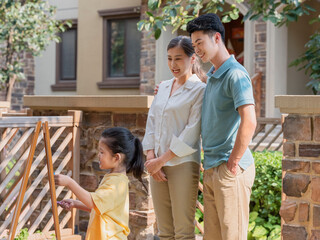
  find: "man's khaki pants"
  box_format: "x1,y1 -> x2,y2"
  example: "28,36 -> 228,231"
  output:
151,162 -> 200,240
203,162 -> 255,240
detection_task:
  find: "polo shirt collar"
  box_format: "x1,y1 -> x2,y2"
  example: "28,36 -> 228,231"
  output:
207,55 -> 236,79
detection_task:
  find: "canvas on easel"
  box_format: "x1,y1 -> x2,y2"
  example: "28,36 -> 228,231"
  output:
8,121 -> 62,240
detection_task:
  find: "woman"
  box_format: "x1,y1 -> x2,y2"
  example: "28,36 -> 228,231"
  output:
142,36 -> 206,239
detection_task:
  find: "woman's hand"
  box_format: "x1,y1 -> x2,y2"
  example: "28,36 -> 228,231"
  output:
54,174 -> 71,187
152,169 -> 167,182
57,199 -> 76,211
154,83 -> 160,95
146,150 -> 156,161
145,157 -> 165,175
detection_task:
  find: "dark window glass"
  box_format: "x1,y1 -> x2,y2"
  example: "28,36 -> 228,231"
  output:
108,18 -> 141,78
60,28 -> 77,80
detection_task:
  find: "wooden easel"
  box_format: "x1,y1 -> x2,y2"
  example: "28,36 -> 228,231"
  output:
8,121 -> 62,240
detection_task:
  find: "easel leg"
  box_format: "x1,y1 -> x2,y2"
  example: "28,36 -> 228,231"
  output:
43,121 -> 62,240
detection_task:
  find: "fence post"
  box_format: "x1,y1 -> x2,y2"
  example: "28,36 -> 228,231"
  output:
68,110 -> 82,234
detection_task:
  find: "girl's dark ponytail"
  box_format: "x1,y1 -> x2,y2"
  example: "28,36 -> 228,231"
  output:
126,137 -> 144,181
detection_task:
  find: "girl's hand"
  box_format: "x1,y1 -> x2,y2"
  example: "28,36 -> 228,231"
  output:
152,169 -> 167,182
145,157 -> 165,175
54,174 -> 71,187
57,199 -> 76,211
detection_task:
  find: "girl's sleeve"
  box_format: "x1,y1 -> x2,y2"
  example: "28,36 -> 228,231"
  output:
90,182 -> 115,215
169,84 -> 205,157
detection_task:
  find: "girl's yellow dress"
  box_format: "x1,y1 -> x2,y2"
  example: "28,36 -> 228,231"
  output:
86,173 -> 129,240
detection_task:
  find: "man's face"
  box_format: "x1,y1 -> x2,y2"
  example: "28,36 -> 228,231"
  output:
191,30 -> 218,64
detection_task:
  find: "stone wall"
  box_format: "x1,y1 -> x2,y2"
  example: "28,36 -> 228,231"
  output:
276,96 -> 320,240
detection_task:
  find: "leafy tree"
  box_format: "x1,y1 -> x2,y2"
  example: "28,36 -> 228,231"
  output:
0,0 -> 70,103
138,0 -> 318,94
138,0 -> 315,39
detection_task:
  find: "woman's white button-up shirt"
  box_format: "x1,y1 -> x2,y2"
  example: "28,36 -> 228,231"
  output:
142,74 -> 206,166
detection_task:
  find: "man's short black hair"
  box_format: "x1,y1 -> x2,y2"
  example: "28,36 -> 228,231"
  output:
187,13 -> 225,43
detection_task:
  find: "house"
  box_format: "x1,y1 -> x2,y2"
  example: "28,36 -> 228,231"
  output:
6,0 -> 319,117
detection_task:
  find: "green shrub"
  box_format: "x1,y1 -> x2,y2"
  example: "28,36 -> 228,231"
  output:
196,151 -> 282,239
248,151 -> 282,240
12,229 -> 50,240
14,228 -> 29,240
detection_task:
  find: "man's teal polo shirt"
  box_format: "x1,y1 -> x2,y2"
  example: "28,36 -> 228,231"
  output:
201,55 -> 255,170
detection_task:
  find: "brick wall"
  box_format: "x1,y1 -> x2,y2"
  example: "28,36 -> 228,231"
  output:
0,52 -> 35,111
31,109 -> 155,240
254,20 -> 267,117
139,0 -> 156,95
279,112 -> 320,239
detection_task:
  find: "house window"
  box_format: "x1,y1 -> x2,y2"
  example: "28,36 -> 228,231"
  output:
52,22 -> 77,91
98,7 -> 141,89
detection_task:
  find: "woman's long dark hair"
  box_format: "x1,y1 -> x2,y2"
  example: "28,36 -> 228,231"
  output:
167,36 -> 207,83
101,127 -> 145,188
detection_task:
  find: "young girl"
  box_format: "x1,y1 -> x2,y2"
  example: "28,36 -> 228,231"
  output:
142,36 -> 206,239
54,127 -> 144,240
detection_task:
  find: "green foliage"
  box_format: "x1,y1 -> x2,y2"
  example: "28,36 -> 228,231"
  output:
248,151 -> 282,239
289,16 -> 320,94
195,151 -> 282,239
13,229 -> 53,240
244,0 -> 315,27
14,228 -> 29,240
5,158 -> 20,189
0,0 -> 70,89
138,0 -> 314,40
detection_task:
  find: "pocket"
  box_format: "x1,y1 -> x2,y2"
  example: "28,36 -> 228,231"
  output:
244,164 -> 255,188
219,162 -> 239,178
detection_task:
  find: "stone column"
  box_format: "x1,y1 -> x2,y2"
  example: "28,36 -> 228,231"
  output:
276,95 -> 320,240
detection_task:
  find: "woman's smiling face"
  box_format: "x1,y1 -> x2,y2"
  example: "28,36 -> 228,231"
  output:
167,46 -> 194,79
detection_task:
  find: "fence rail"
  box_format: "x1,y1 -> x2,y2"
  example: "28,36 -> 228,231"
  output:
250,117 -> 283,152
0,111 -> 81,240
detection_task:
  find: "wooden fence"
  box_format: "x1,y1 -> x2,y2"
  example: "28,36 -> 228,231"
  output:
195,117 -> 283,235
0,111 -> 81,239
250,117 -> 283,152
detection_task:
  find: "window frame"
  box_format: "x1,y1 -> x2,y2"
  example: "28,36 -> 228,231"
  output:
97,7 -> 141,89
52,20 -> 78,91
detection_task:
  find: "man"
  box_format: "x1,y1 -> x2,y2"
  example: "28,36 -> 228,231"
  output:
187,13 -> 256,240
